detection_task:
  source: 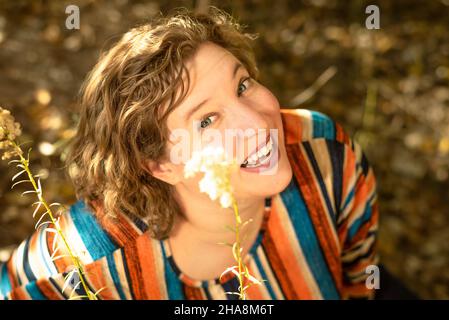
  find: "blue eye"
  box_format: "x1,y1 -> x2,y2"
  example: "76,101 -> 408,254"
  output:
238,77 -> 251,96
200,117 -> 212,128
196,78 -> 251,131
199,114 -> 217,130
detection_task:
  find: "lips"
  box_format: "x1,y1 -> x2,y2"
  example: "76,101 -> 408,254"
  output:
240,134 -> 273,168
240,136 -> 280,174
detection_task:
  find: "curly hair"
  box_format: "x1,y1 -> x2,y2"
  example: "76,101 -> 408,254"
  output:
64,7 -> 260,240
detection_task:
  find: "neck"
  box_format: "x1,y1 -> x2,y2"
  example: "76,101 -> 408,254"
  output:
170,187 -> 266,252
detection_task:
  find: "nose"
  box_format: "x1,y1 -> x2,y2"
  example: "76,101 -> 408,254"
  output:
225,102 -> 269,161
227,102 -> 268,133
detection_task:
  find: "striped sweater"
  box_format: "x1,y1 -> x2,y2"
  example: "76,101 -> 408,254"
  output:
0,108 -> 379,300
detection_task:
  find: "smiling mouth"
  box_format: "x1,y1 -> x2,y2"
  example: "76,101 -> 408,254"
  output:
240,135 -> 273,168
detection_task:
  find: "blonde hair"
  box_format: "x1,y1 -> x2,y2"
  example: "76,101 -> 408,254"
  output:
65,7 -> 259,239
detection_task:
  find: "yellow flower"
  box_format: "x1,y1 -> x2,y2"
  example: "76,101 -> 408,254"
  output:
0,108 -> 22,140
0,107 -> 23,160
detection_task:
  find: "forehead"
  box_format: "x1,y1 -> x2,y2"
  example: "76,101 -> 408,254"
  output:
167,43 -> 241,118
186,42 -> 238,79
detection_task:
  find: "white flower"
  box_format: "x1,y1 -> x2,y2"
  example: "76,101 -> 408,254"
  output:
219,192 -> 232,209
184,146 -> 237,208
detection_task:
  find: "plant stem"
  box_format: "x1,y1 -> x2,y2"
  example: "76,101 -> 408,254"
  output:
12,141 -> 94,300
232,197 -> 246,300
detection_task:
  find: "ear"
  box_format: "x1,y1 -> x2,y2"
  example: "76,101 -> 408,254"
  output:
144,159 -> 182,185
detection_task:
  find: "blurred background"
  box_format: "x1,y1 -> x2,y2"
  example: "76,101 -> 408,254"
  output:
0,0 -> 448,299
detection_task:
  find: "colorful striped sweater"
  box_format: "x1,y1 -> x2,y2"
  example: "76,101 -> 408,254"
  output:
0,108 -> 379,300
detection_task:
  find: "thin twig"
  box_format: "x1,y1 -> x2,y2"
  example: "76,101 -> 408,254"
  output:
290,66 -> 338,106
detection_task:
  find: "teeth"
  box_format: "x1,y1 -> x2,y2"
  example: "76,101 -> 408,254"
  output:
241,137 -> 274,168
249,154 -> 258,163
264,144 -> 271,154
240,136 -> 275,168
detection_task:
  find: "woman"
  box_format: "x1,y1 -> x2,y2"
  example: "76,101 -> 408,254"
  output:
0,7 -> 379,300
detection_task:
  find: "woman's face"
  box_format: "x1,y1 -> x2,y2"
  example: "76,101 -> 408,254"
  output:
154,42 -> 292,201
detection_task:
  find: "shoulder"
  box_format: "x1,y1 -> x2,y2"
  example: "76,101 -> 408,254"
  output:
0,200 -> 104,299
280,108 -> 352,148
68,200 -> 168,299
278,108 -> 370,220
65,199 -> 119,261
0,199 -> 167,300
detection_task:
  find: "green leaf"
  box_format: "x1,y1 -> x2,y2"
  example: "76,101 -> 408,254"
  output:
36,178 -> 42,195
11,179 -> 30,189
93,287 -> 106,298
219,266 -> 239,281
62,269 -> 78,293
225,225 -> 236,233
36,221 -> 53,229
32,201 -> 43,218
21,190 -> 37,197
69,281 -> 82,299
224,291 -> 242,297
68,295 -> 88,300
232,242 -> 239,261
216,241 -> 233,247
26,147 -> 32,162
49,202 -> 62,208
11,170 -> 26,181
34,211 -> 49,229
51,254 -> 70,262
241,218 -> 254,229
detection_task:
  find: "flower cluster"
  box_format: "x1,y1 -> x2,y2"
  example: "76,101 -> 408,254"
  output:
0,107 -> 23,160
1,106 -> 100,300
184,146 -> 238,208
183,145 -> 266,300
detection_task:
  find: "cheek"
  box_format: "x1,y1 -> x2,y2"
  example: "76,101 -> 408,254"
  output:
169,163 -> 188,184
254,84 -> 281,115
256,88 -> 287,151
174,162 -> 186,175
254,86 -> 284,134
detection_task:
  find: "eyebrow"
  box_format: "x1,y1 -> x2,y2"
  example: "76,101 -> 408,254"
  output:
183,62 -> 244,122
